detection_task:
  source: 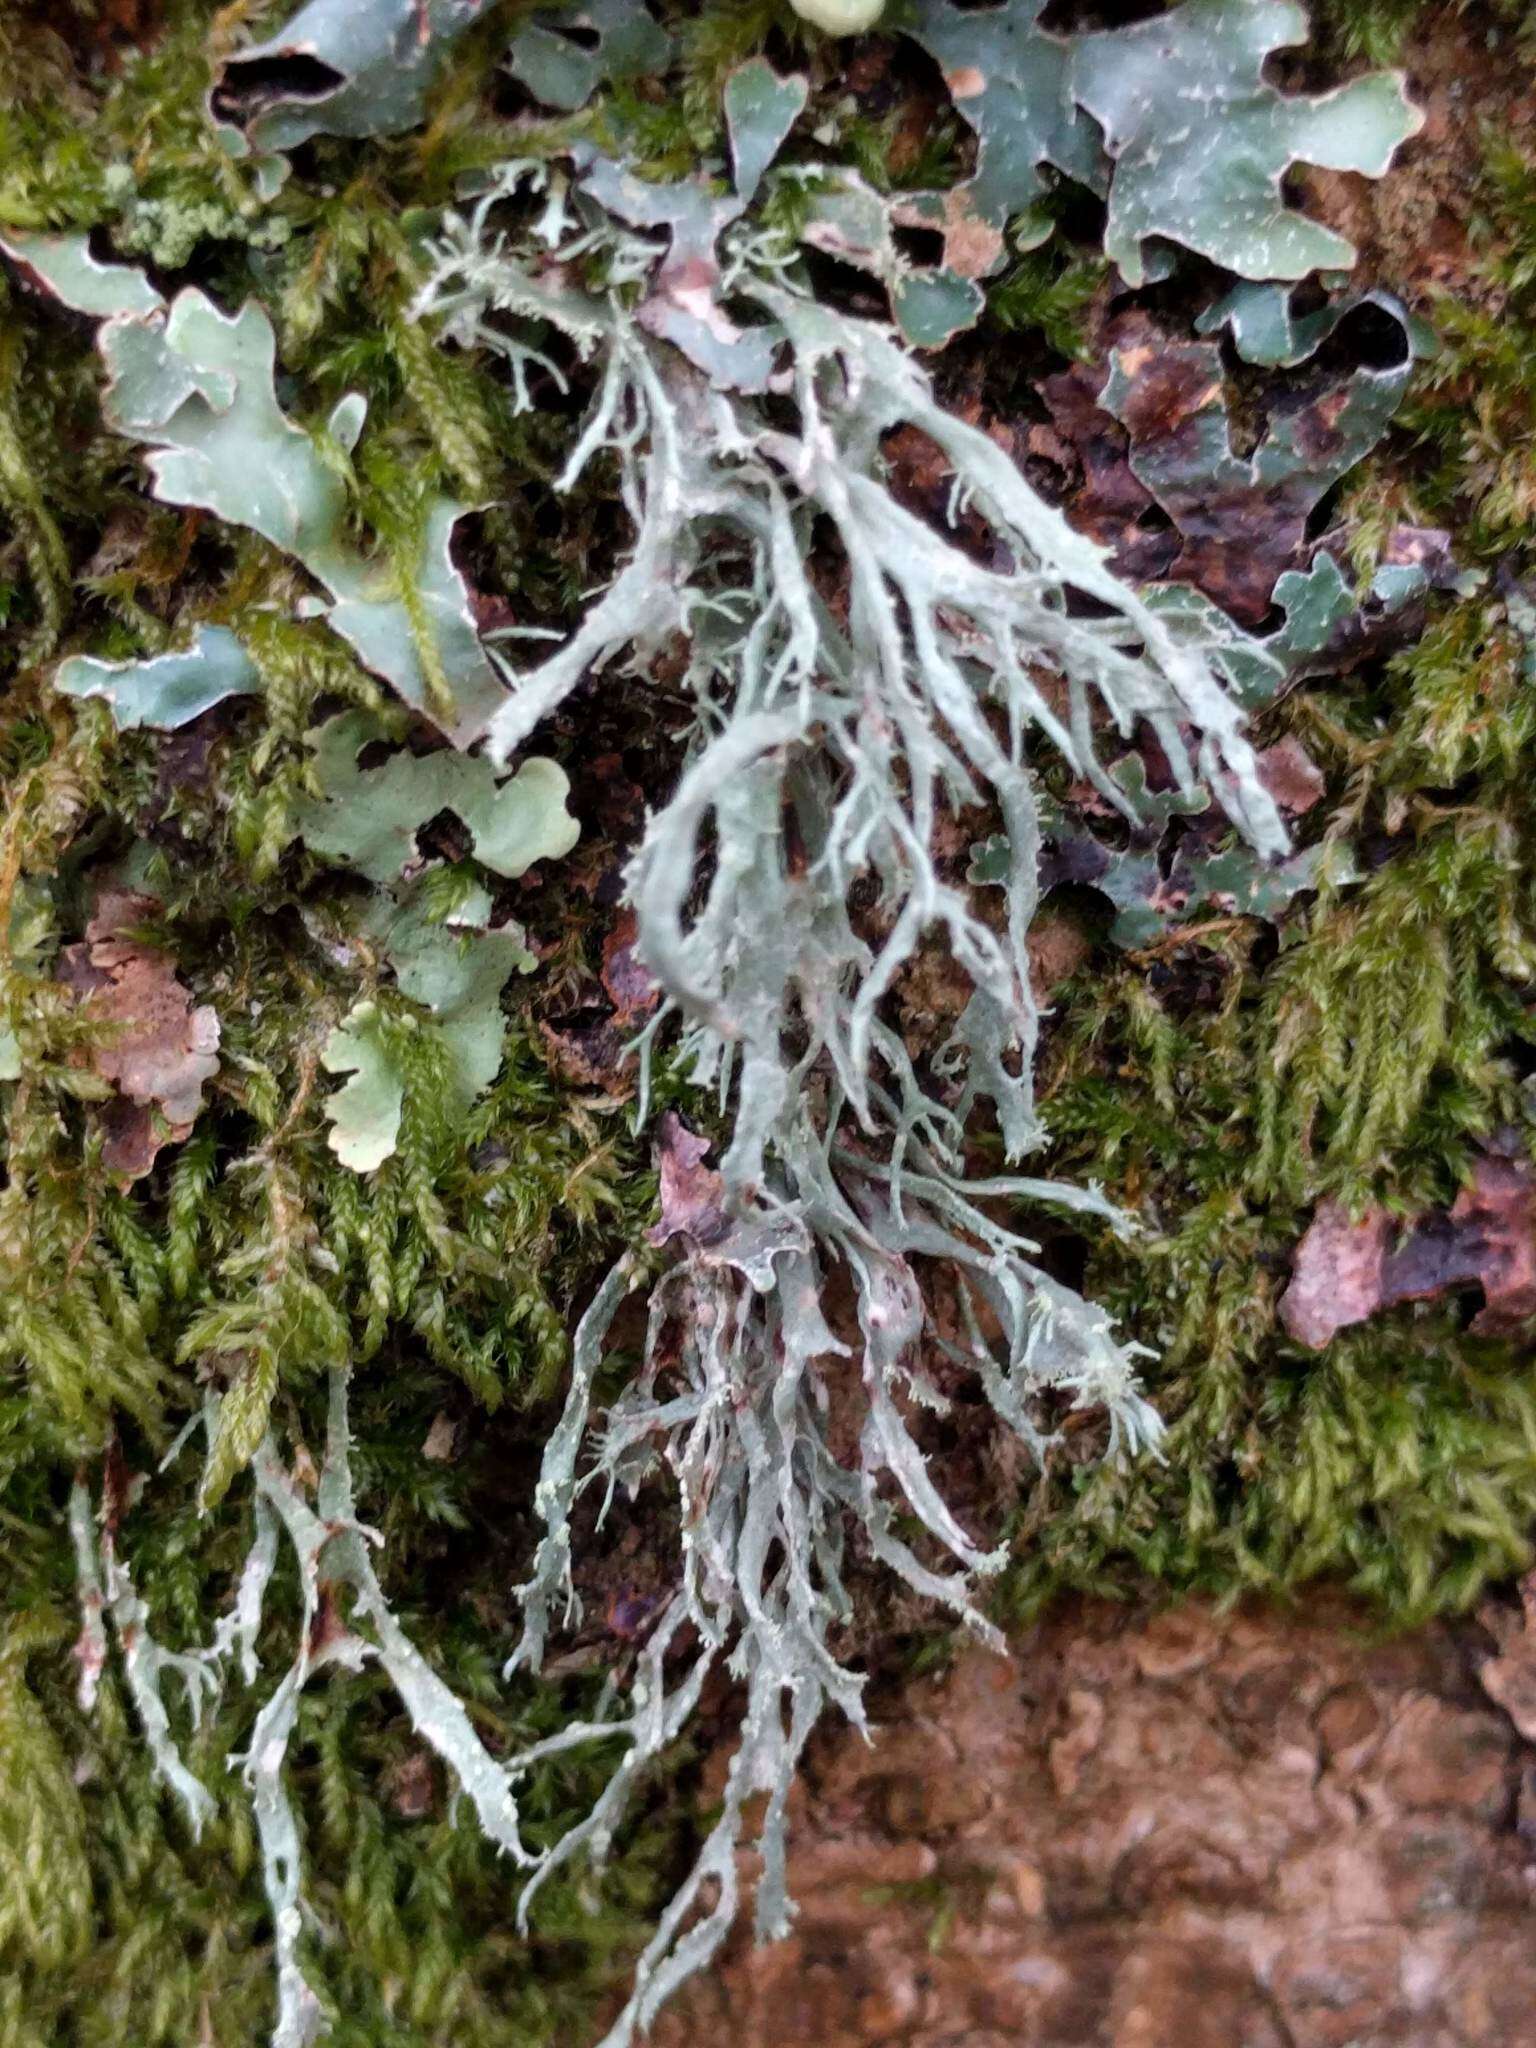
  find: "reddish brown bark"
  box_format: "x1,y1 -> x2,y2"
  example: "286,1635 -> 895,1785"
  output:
655,1595 -> 1536,2048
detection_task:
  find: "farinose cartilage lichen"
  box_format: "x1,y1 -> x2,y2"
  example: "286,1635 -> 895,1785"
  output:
73,1374 -> 543,2048
406,151 -> 1287,2043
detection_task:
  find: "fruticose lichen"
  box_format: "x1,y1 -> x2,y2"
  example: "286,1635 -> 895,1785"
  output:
404,140 -> 1286,2040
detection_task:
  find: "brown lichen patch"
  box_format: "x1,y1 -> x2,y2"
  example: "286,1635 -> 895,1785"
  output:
652,1595 -> 1536,2048
895,186 -> 1005,281
57,886 -> 220,1179
1281,1134 -> 1536,1349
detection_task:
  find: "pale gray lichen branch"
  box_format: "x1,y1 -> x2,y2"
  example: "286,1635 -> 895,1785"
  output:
69,1475 -> 220,1836
72,1373 -> 540,2048
411,160 -> 1287,2042
238,1369 -> 540,2046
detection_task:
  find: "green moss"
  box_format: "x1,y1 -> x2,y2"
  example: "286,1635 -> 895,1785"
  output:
983,242 -> 1108,360
0,885 -> 670,2036
1004,934 -> 1536,1623
1309,0 -> 1532,68
4,1583 -> 680,2048
1306,0 -> 1432,66
1401,140 -> 1536,561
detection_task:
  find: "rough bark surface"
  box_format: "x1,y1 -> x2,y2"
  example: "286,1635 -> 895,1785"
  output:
655,1594 -> 1536,2048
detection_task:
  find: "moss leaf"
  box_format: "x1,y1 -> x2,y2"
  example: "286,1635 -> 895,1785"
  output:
199,1350 -> 279,1511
